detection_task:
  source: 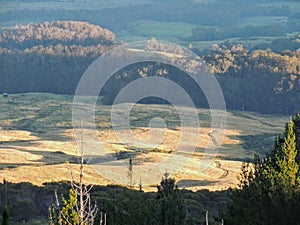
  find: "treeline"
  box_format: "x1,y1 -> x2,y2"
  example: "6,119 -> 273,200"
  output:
0,180 -> 228,224
0,21 -> 114,94
203,40 -> 300,114
101,37 -> 300,114
253,33 -> 300,52
0,22 -> 299,114
0,21 -> 115,49
190,23 -> 288,41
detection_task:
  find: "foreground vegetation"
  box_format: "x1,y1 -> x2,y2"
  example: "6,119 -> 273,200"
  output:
0,179 -> 228,224
225,112 -> 300,225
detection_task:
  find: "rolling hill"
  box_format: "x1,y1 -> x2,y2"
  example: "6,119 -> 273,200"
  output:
0,93 -> 288,191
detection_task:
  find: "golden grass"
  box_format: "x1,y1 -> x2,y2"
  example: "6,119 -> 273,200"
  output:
0,93 -> 288,191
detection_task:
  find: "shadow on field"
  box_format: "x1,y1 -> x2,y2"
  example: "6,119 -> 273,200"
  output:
239,133 -> 277,154
0,148 -> 78,170
177,179 -> 218,188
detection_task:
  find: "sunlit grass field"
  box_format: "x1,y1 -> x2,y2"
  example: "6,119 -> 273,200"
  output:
0,93 -> 288,191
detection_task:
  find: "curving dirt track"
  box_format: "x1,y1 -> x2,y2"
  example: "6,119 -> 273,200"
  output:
215,160 -> 229,179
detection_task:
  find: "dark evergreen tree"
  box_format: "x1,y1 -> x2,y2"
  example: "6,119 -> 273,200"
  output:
1,179 -> 9,225
156,173 -> 187,225
1,207 -> 9,225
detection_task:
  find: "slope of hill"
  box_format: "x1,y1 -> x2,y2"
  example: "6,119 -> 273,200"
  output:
1,21 -> 299,114
0,93 -> 288,191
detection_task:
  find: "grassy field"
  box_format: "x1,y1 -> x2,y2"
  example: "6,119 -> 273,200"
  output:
261,1 -> 300,13
0,0 -> 150,12
126,20 -> 197,40
237,16 -> 288,27
0,93 -> 288,191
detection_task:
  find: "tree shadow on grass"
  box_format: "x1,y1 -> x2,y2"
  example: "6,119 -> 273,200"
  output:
177,179 -> 218,188
0,147 -> 79,170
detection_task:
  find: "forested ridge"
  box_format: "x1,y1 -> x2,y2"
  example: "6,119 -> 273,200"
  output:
0,21 -> 115,94
0,21 -> 114,49
0,21 -> 299,114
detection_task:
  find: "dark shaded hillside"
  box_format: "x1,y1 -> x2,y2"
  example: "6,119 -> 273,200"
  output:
0,22 -> 299,114
0,21 -> 114,94
100,37 -> 300,114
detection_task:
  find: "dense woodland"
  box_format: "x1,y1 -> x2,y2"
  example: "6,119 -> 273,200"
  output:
0,21 -> 299,114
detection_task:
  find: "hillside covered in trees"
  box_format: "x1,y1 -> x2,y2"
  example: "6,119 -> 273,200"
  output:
2,21 -> 299,114
0,21 -> 114,49
0,21 -> 115,94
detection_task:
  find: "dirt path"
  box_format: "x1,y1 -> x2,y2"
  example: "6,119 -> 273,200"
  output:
215,160 -> 229,179
208,130 -> 218,146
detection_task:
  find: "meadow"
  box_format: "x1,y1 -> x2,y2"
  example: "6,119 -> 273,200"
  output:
0,93 -> 288,192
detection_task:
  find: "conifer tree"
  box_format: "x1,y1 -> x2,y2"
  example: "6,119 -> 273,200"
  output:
156,173 -> 187,225
1,207 -> 9,225
1,179 -> 9,225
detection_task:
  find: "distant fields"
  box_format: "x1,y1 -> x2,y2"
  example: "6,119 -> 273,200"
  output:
127,20 -> 197,39
237,16 -> 288,27
261,1 -> 300,13
0,0 -> 150,12
1,0 -> 298,48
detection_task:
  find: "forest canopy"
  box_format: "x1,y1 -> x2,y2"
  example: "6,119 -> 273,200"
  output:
0,21 -> 299,114
0,20 -> 115,49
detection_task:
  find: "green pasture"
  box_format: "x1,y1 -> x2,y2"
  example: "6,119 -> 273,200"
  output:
237,16 -> 288,27
126,20 -> 197,39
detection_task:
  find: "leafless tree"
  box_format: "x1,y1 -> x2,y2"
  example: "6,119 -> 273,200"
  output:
49,131 -> 106,225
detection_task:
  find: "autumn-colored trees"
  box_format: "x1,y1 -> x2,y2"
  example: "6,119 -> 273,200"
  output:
0,21 -> 299,114
0,21 -> 114,49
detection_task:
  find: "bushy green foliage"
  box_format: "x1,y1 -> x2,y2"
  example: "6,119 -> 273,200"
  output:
49,189 -> 79,225
0,181 -> 228,224
156,174 -> 187,225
